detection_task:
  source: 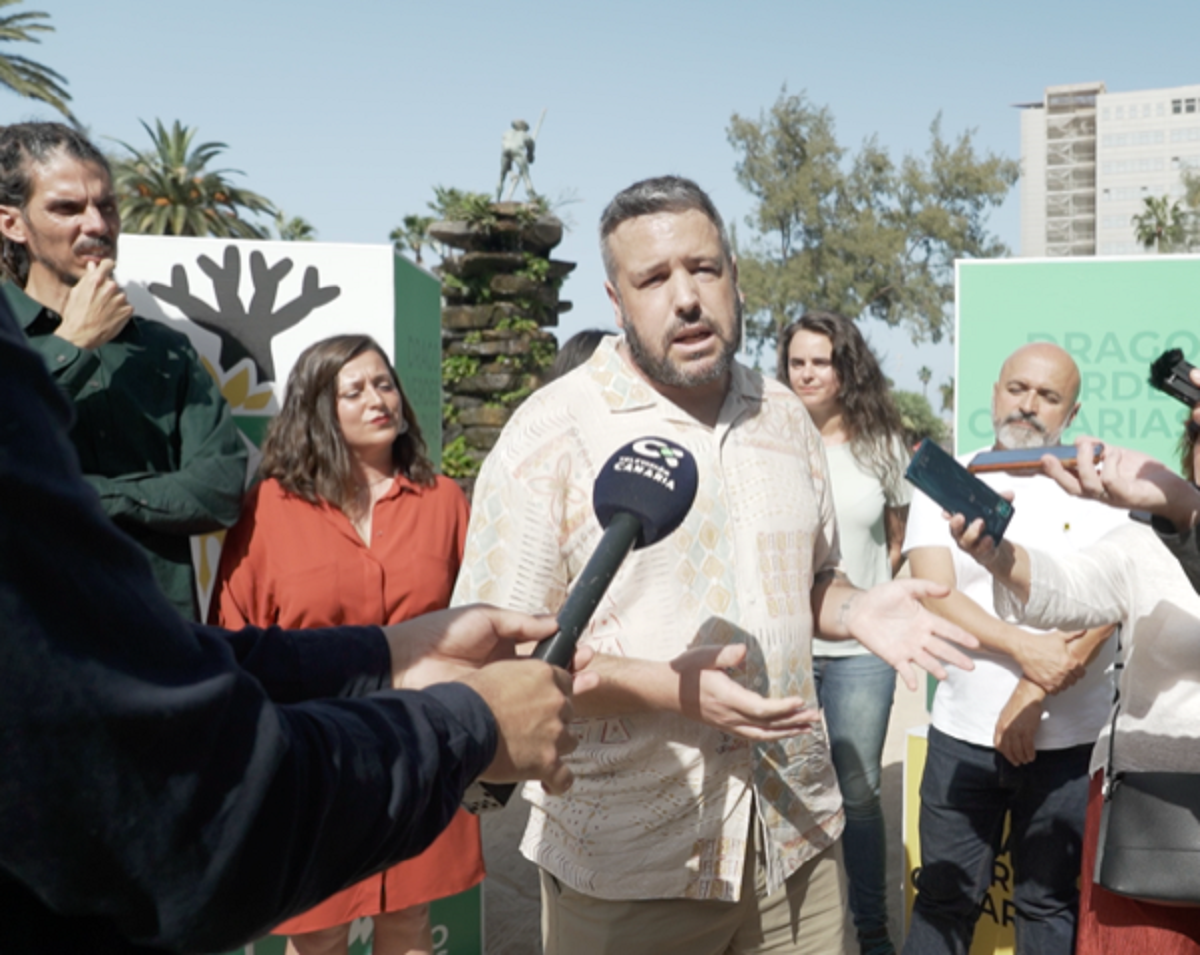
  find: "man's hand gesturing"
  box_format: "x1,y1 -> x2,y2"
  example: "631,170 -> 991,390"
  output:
58,259 -> 133,348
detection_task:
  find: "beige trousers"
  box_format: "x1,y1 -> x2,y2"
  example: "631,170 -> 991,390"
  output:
540,825 -> 848,955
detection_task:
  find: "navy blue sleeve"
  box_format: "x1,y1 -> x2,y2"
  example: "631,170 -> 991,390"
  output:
199,622 -> 395,702
0,301 -> 498,953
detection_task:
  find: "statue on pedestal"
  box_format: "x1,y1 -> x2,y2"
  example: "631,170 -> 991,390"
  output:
497,113 -> 544,201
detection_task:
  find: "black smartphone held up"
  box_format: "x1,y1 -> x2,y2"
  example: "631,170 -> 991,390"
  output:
1149,348 -> 1200,406
905,438 -> 1015,543
966,443 -> 1105,474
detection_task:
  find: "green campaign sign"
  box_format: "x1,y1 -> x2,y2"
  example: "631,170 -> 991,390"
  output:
956,256 -> 1200,467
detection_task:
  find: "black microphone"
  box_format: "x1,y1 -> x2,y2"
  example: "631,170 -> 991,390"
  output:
476,436 -> 698,809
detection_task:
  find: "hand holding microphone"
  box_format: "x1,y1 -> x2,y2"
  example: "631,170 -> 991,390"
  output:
475,437 -> 699,808
528,437 -> 699,666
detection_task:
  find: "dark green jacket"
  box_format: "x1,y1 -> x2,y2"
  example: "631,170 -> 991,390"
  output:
4,283 -> 247,619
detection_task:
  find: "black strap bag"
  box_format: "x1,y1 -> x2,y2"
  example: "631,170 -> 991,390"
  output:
1093,631 -> 1200,906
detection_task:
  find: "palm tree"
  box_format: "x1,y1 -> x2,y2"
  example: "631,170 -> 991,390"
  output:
918,365 -> 932,398
0,0 -> 73,121
1132,195 -> 1187,253
113,120 -> 275,238
274,210 -> 316,241
390,214 -> 434,264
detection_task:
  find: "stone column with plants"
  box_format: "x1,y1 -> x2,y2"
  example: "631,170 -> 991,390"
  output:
428,193 -> 573,497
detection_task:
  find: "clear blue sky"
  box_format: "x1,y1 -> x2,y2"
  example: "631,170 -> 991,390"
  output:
10,0 -> 1200,398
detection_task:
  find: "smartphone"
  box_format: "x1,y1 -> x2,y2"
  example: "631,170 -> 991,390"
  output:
966,443 -> 1104,474
905,438 -> 1015,543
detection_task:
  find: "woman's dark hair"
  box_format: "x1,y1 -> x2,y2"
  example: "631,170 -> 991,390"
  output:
1179,419 -> 1199,483
258,334 -> 435,508
777,311 -> 907,487
546,328 -> 607,382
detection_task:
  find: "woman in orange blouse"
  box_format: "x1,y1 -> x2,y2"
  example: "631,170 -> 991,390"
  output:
211,334 -> 480,955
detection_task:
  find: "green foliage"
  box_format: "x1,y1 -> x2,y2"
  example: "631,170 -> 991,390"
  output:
440,435 -> 479,479
530,339 -> 556,368
441,271 -> 493,303
498,386 -> 532,406
441,353 -> 480,384
274,210 -> 316,241
496,315 -> 539,333
390,213 -> 434,264
0,0 -> 72,121
428,186 -> 496,230
728,88 -> 1019,357
1132,195 -> 1187,253
892,389 -> 949,445
517,252 -> 551,284
462,331 -> 483,345
1184,166 -> 1200,213
938,377 -> 955,415
113,120 -> 275,238
511,194 -> 551,226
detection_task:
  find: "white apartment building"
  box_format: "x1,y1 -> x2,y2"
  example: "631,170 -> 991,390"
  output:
1019,81 -> 1200,257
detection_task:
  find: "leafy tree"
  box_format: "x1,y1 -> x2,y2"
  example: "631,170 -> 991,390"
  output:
892,389 -> 948,446
112,120 -> 275,238
728,88 -> 1018,357
938,377 -> 955,415
0,0 -> 72,121
1132,194 -> 1187,253
391,213 -> 434,264
274,210 -> 316,241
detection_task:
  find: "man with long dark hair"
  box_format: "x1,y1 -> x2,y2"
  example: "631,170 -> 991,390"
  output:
0,121 -> 246,619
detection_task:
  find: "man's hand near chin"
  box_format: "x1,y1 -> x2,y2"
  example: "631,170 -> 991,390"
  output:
58,259 -> 133,349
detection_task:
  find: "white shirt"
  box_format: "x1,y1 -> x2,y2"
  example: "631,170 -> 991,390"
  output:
814,438 -> 911,657
998,521 -> 1200,776
902,447 -> 1127,749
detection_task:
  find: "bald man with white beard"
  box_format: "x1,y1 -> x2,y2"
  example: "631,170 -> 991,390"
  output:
900,343 -> 1128,955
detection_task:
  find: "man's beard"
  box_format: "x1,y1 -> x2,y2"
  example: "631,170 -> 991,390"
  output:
993,411 -> 1063,449
622,297 -> 742,390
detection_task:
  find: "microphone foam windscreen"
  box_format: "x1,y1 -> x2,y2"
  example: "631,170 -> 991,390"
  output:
592,437 -> 699,549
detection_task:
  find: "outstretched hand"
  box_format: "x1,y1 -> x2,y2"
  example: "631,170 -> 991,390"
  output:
670,643 -> 820,741
945,487 -> 1017,571
843,578 -> 979,690
1041,437 -> 1200,530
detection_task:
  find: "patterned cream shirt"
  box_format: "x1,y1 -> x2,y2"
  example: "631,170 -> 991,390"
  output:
452,336 -> 844,901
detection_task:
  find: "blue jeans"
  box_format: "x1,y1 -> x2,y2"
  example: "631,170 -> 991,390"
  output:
813,653 -> 896,948
901,726 -> 1092,955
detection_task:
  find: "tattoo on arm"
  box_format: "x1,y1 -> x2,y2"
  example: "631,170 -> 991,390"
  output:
836,590 -> 861,632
